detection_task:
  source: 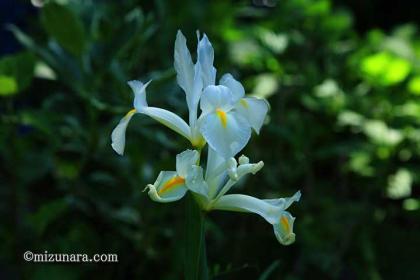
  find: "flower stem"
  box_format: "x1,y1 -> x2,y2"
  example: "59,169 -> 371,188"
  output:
185,194 -> 208,280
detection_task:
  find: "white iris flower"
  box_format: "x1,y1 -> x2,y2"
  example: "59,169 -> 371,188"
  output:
111,31 -> 269,159
110,30 -> 300,245
145,150 -> 301,245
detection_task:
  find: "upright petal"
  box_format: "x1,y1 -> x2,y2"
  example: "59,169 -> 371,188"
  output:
197,33 -> 216,87
185,165 -> 209,198
174,30 -> 204,123
176,149 -> 200,177
205,146 -> 228,198
111,109 -> 137,155
147,171 -> 188,203
174,30 -> 194,98
200,85 -> 234,115
199,111 -> 251,158
220,73 -> 245,103
235,97 -> 269,134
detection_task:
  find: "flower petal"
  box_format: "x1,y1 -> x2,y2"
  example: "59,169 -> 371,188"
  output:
147,171 -> 187,203
211,194 -> 281,224
127,79 -> 191,140
235,97 -> 269,134
111,109 -> 137,155
176,149 -> 200,177
264,191 -> 301,210
197,33 -> 216,88
127,80 -> 151,111
186,165 -> 209,198
273,212 -> 296,245
199,111 -> 251,158
174,31 -> 203,123
141,107 -> 191,140
174,30 -> 195,98
220,73 -> 245,103
200,85 -> 234,115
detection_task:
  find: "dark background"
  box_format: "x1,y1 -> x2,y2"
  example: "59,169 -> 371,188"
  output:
1,0 -> 419,279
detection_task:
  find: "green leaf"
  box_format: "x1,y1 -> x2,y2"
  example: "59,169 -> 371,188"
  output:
258,260 -> 280,280
0,76 -> 18,96
0,52 -> 35,94
29,199 -> 69,235
41,3 -> 86,56
408,76 -> 420,95
360,52 -> 411,86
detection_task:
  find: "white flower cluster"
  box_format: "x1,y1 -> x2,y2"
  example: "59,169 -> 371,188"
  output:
111,31 -> 300,245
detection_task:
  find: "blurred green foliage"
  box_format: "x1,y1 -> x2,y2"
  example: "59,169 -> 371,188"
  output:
1,0 -> 419,279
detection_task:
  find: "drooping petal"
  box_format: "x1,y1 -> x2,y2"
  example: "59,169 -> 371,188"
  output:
197,33 -> 216,88
141,107 -> 191,140
199,110 -> 251,158
127,80 -> 151,111
264,191 -> 301,210
235,97 -> 269,134
273,212 -> 296,245
176,149 -> 200,178
111,109 -> 137,155
147,171 -> 188,203
211,194 -> 282,224
220,73 -> 245,103
174,30 -> 195,99
200,85 -> 234,115
127,79 -> 191,140
185,165 -> 209,198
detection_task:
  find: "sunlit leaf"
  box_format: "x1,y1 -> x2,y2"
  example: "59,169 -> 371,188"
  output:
361,51 -> 411,86
0,52 -> 35,94
407,76 -> 420,95
0,76 -> 18,96
252,73 -> 278,99
387,169 -> 412,199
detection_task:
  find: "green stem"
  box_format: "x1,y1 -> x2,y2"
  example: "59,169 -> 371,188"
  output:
185,194 -> 208,280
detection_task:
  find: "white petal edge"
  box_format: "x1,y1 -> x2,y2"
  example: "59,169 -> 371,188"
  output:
197,33 -> 216,87
220,73 -> 245,103
235,97 -> 269,134
111,109 -> 136,155
200,85 -> 234,115
127,80 -> 151,110
176,149 -> 200,177
174,30 -> 194,98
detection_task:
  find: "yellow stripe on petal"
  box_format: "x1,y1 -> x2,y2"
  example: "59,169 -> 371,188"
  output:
280,215 -> 290,233
216,108 -> 228,128
124,109 -> 137,119
239,98 -> 249,108
158,176 -> 185,195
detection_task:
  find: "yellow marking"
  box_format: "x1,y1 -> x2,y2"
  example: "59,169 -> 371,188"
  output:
216,109 -> 228,128
158,176 -> 185,195
240,99 -> 249,108
280,216 -> 290,233
124,109 -> 137,119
